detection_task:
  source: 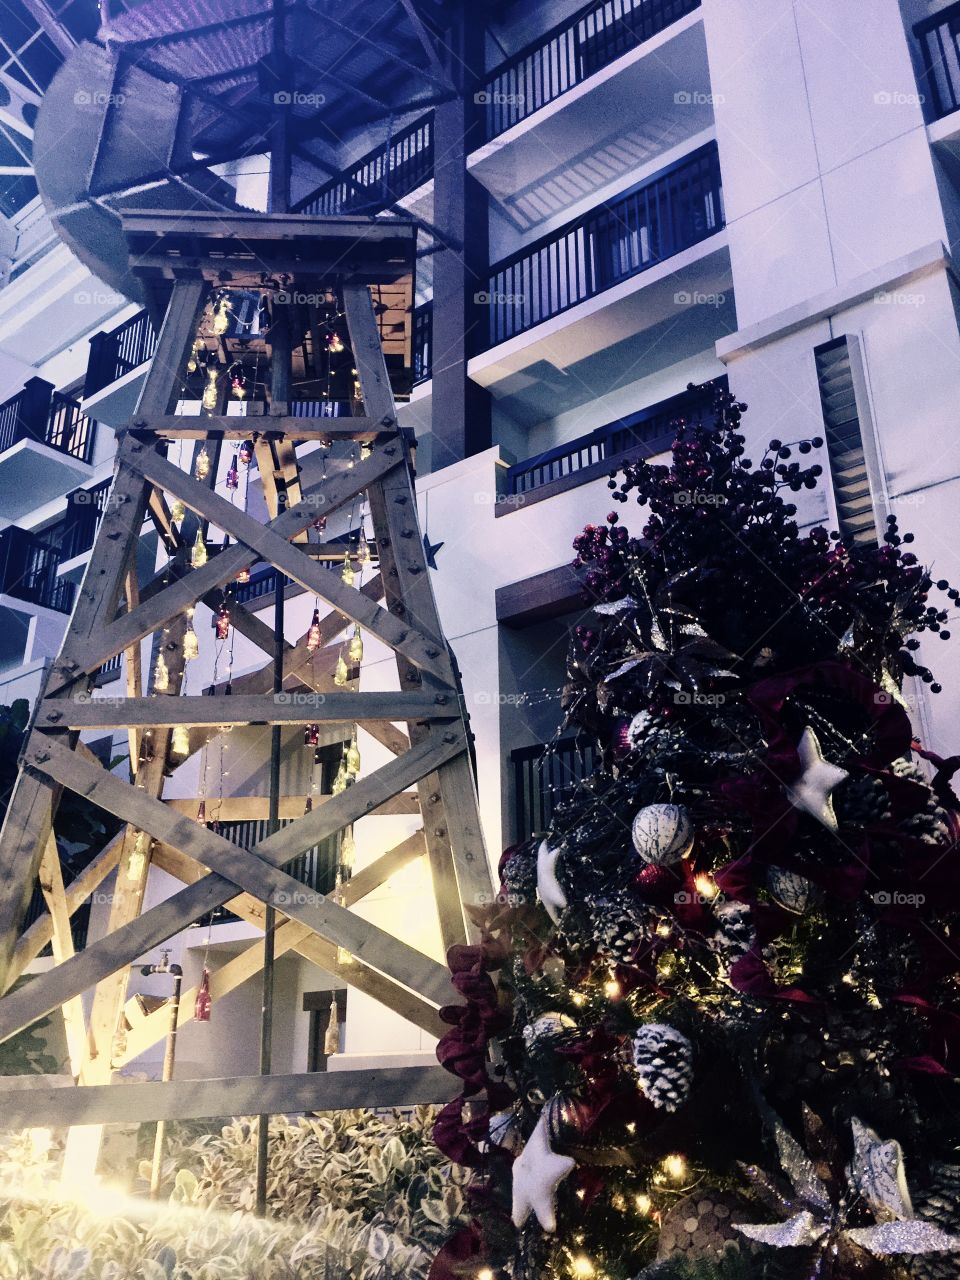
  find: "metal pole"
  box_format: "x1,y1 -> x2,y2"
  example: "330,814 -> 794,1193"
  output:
148,966 -> 182,1198
255,571 -> 284,1216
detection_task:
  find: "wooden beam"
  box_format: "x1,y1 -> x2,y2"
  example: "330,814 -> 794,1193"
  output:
40,690 -> 453,729
0,1065 -> 458,1128
37,834 -> 87,1076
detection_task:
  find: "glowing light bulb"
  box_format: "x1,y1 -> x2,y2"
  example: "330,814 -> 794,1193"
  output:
604,975 -> 621,999
571,1257 -> 595,1279
195,445 -> 211,479
334,653 -> 349,686
341,553 -> 355,586
153,653 -> 169,693
663,1154 -> 687,1182
635,1194 -> 652,1215
191,531 -> 207,569
306,607 -> 322,651
347,624 -> 363,664
694,872 -> 719,901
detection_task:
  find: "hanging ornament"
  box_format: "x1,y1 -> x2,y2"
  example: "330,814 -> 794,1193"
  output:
767,865 -> 819,914
182,610 -> 199,660
225,454 -> 240,489
323,1000 -> 340,1056
306,607 -> 322,651
186,340 -> 201,374
345,727 -> 361,778
196,800 -> 207,826
211,295 -> 232,336
191,531 -> 207,569
304,795 -> 313,815
536,839 -> 567,925
334,653 -> 349,686
153,652 -> 170,693
340,825 -> 356,876
171,724 -> 190,756
215,603 -> 231,641
201,367 -> 219,412
170,498 -> 186,523
341,552 -> 355,586
139,731 -> 155,765
195,445 -> 211,480
656,1193 -> 757,1266
239,439 -> 254,465
347,624 -> 363,664
230,366 -> 247,400
357,525 -> 371,566
785,726 -> 849,831
327,331 -> 344,354
304,723 -> 320,748
235,565 -> 251,585
522,1012 -> 576,1050
511,1106 -> 575,1233
631,803 -> 694,865
632,1024 -> 694,1113
313,514 -> 327,534
332,757 -> 349,794
194,968 -> 212,1023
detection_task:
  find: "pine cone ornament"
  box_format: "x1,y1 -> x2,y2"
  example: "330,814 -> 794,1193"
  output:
710,901 -> 756,960
836,774 -> 893,825
626,710 -> 676,756
587,894 -> 654,964
655,1191 -> 756,1263
901,802 -> 952,846
908,1164 -> 960,1280
632,1024 -> 694,1112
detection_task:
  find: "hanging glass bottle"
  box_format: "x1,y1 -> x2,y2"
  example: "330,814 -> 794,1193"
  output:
194,968 -> 212,1023
239,438 -> 254,465
182,609 -> 199,660
215,603 -> 231,641
195,445 -> 211,479
236,565 -> 251,585
313,514 -> 327,535
347,624 -> 363,664
306,607 -> 322,651
345,727 -> 361,778
153,652 -> 169,693
196,799 -> 207,826
201,367 -> 219,413
212,295 -> 232,336
171,724 -> 190,756
332,754 -> 349,794
230,367 -> 247,400
357,525 -> 371,566
191,530 -> 207,568
225,453 -> 240,490
170,498 -> 186,523
334,652 -> 349,686
304,723 -> 320,747
341,552 -> 354,587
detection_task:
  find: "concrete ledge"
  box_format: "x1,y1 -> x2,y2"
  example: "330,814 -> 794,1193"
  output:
716,241 -> 952,361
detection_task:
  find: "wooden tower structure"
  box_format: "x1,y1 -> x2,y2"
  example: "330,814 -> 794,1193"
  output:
0,209 -> 490,1137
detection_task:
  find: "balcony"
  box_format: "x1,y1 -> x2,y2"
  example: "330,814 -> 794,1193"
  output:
512,737 -> 598,843
915,3 -> 960,123
412,301 -> 433,385
293,113 -> 434,220
82,309 -> 158,427
470,0 -> 708,230
498,377 -> 725,513
0,378 -> 97,520
470,142 -> 730,410
0,525 -> 74,671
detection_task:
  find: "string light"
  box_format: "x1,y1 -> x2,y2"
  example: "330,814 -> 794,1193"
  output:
603,974 -> 621,999
195,445 -> 211,480
347,624 -> 363,663
191,531 -> 208,569
306,607 -> 322,651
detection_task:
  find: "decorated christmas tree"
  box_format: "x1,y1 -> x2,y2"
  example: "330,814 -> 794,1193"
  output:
431,385 -> 960,1280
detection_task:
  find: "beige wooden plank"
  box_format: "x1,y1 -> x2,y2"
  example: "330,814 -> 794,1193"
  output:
37,834 -> 88,1076
0,1066 -> 457,1128
0,772 -> 58,991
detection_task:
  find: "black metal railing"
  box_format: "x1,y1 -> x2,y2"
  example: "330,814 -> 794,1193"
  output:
61,478 -> 113,561
914,2 -> 960,119
0,526 -> 75,613
483,141 -> 723,348
0,378 -> 97,464
232,565 -> 278,607
413,301 -> 433,383
294,113 -> 434,216
85,309 -> 158,398
512,737 -> 598,844
481,0 -> 701,139
216,819 -> 340,895
506,377 -> 726,495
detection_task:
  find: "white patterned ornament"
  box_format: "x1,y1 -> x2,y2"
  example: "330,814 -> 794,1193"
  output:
631,803 -> 694,865
767,866 -> 818,914
523,1012 -> 576,1049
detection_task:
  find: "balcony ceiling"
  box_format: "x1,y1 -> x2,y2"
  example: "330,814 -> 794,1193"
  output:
32,0 -> 456,304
